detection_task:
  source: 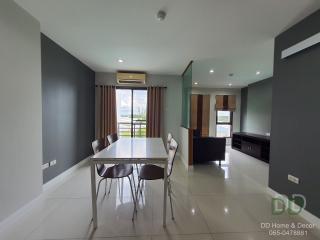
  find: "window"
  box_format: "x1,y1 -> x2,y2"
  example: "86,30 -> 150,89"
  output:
216,110 -> 233,137
116,88 -> 147,138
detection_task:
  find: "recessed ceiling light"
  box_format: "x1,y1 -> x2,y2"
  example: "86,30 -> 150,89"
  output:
228,83 -> 232,87
256,71 -> 261,75
191,208 -> 196,215
118,59 -> 124,63
209,69 -> 214,74
194,82 -> 198,85
224,207 -> 229,214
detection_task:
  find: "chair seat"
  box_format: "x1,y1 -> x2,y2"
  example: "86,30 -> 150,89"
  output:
102,164 -> 133,179
139,164 -> 164,180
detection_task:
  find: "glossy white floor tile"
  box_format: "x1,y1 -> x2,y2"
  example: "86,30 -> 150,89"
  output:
0,147 -> 319,240
211,231 -> 320,240
152,234 -> 213,240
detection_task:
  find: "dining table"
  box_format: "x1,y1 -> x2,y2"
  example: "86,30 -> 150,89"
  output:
90,137 -> 168,228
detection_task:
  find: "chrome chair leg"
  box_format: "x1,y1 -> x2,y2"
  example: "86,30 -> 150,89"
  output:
96,178 -> 105,198
131,172 -> 137,193
135,163 -> 140,175
108,179 -> 113,195
118,178 -> 121,196
168,179 -> 174,220
132,178 -> 142,220
139,180 -> 144,199
136,179 -> 143,205
128,176 -> 136,221
104,178 -> 108,196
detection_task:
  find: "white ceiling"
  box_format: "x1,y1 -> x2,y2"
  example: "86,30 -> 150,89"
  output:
15,0 -> 320,87
192,39 -> 274,88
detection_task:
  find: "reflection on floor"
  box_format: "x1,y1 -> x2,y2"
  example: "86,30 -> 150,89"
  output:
0,147 -> 319,240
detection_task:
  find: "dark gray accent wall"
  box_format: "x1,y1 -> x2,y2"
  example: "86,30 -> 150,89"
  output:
240,78 -> 272,135
240,87 -> 248,131
41,34 -> 95,183
269,10 -> 320,217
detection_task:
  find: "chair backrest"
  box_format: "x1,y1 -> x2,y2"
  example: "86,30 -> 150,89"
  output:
107,133 -> 119,145
92,138 -> 106,175
166,132 -> 173,152
167,138 -> 178,177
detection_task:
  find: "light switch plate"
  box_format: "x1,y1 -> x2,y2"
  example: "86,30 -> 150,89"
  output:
50,159 -> 57,167
288,174 -> 299,184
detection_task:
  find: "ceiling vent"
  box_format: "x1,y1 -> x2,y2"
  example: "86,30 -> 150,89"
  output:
116,72 -> 146,85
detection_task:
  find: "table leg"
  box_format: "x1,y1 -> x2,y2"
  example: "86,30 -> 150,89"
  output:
90,160 -> 98,229
163,161 -> 168,227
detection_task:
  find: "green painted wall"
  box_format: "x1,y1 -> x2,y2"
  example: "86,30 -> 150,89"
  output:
241,77 -> 272,135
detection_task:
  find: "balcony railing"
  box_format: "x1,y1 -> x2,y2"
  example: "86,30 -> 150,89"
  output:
117,120 -> 147,137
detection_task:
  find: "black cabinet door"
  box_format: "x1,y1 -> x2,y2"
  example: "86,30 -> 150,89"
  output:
241,141 -> 261,158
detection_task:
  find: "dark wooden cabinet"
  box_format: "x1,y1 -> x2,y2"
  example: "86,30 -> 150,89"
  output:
190,94 -> 210,137
232,132 -> 270,163
241,141 -> 261,158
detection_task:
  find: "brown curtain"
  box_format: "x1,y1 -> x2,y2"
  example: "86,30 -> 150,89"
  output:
146,87 -> 164,137
95,85 -> 117,139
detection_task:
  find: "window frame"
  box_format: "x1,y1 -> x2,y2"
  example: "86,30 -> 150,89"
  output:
216,110 -> 233,138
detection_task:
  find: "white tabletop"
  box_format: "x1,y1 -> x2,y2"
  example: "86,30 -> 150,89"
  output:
92,138 -> 168,160
89,137 -> 170,228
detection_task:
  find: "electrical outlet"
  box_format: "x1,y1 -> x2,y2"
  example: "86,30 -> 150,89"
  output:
288,174 -> 299,184
42,163 -> 49,170
50,159 -> 57,167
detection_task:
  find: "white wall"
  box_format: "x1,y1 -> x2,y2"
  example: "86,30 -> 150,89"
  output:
191,88 -> 241,137
0,0 -> 42,222
179,127 -> 190,169
95,72 -> 182,143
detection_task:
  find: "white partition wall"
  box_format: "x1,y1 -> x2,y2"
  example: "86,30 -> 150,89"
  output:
180,127 -> 190,168
0,0 -> 42,222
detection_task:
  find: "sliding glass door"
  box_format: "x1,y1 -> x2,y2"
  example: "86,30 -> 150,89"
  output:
116,88 -> 147,137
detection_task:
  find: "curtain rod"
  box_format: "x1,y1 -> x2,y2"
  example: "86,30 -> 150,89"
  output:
95,85 -> 167,89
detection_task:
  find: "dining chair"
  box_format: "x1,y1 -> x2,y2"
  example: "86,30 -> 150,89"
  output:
106,133 -> 118,145
166,132 -> 173,152
91,139 -> 137,214
133,137 -> 178,220
107,133 -> 141,176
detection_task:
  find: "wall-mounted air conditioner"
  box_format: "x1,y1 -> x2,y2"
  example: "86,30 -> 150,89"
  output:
116,72 -> 146,85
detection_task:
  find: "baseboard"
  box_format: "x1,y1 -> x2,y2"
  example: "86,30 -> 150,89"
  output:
0,156 -> 91,232
0,156 -> 91,231
0,192 -> 43,232
43,156 -> 91,192
267,187 -> 320,231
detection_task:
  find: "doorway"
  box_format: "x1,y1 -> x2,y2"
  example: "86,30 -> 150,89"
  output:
116,88 -> 147,137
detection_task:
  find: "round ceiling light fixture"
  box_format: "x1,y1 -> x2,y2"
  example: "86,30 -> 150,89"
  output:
118,59 -> 124,63
156,10 -> 167,21
209,69 -> 214,74
256,71 -> 261,75
229,73 -> 234,77
194,82 -> 198,85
